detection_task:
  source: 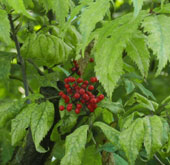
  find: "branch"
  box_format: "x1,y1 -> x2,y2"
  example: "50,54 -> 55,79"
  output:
9,75 -> 34,94
27,59 -> 44,76
8,14 -> 29,98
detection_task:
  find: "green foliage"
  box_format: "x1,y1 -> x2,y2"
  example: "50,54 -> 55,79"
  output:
143,116 -> 169,159
126,31 -> 150,77
142,15 -> 170,75
31,101 -> 54,152
0,0 -> 170,164
94,121 -> 120,147
60,125 -> 89,165
0,100 -> 26,128
79,0 -> 111,56
119,118 -> 144,165
81,145 -> 102,165
11,103 -> 34,145
0,10 -> 11,44
21,33 -> 72,66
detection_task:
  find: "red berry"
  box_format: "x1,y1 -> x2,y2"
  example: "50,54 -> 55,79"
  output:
89,58 -> 94,63
76,104 -> 82,109
59,105 -> 65,111
88,85 -> 94,91
77,78 -> 83,83
83,80 -> 89,85
77,71 -> 81,75
67,88 -> 72,93
98,94 -> 104,100
64,78 -> 69,83
68,77 -> 75,82
67,104 -> 72,111
90,77 -> 98,83
86,91 -> 92,96
65,84 -> 70,89
64,96 -> 70,103
81,84 -> 87,89
92,104 -> 97,109
73,60 -> 77,65
59,91 -> 64,96
74,93 -> 80,99
96,98 -> 100,103
90,98 -> 97,104
80,99 -> 85,104
79,88 -> 85,95
75,108 -> 80,114
83,93 -> 89,101
71,67 -> 76,72
72,83 -> 77,88
62,94 -> 67,99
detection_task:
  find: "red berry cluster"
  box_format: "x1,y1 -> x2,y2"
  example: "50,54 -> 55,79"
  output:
58,76 -> 104,114
71,58 -> 94,76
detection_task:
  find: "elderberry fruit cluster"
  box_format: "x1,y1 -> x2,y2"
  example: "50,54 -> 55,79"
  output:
71,58 -> 94,75
58,76 -> 104,114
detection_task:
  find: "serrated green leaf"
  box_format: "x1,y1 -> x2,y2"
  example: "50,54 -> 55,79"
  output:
11,103 -> 34,145
119,118 -> 144,165
21,33 -> 72,66
81,145 -> 102,165
7,0 -> 33,19
154,3 -> 170,14
167,133 -> 170,153
0,10 -> 11,44
0,100 -> 25,128
79,0 -> 111,56
98,99 -> 124,114
125,92 -> 158,112
98,143 -> 117,153
132,0 -> 144,17
94,122 -> 120,147
31,101 -> 54,153
40,0 -> 70,26
95,12 -> 147,98
126,31 -> 150,77
60,125 -> 89,165
143,116 -> 169,159
142,15 -> 170,75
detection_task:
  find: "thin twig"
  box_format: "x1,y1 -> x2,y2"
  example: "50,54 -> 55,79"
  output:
154,154 -> 165,165
27,59 -> 44,76
8,14 -> 30,98
9,75 -> 34,94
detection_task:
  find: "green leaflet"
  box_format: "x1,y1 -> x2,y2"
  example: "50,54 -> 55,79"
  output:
7,0 -> 33,19
124,79 -> 135,95
142,15 -> 170,76
119,118 -> 144,165
94,121 -> 120,148
113,153 -> 128,165
79,0 -> 111,56
31,101 -> 54,153
98,99 -> 124,114
0,100 -> 26,128
0,51 -> 16,79
21,33 -> 72,66
125,93 -> 158,112
95,12 -> 147,98
0,129 -> 14,165
143,116 -> 169,159
60,125 -> 89,165
132,0 -> 144,17
11,103 -> 35,145
81,145 -> 102,165
0,10 -> 11,44
167,133 -> 170,153
40,0 -> 70,26
126,31 -> 150,77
